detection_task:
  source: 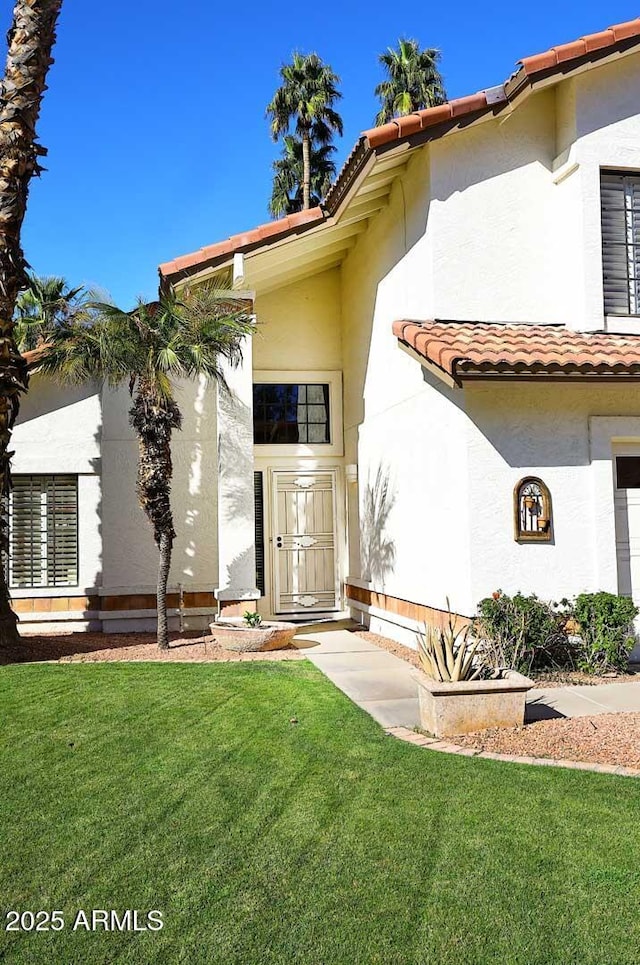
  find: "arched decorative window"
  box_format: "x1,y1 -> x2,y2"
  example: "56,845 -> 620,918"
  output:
514,477 -> 553,542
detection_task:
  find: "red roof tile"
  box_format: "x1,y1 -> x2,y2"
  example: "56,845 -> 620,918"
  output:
362,91 -> 499,150
519,18 -> 640,73
392,321 -> 640,380
159,207 -> 325,282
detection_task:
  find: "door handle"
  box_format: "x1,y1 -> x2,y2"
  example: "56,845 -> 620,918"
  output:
275,536 -> 283,548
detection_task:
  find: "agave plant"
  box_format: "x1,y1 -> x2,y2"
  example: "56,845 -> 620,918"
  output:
418,605 -> 484,682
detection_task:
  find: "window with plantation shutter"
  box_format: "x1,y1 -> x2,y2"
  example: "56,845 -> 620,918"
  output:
9,476 -> 78,588
601,170 -> 640,315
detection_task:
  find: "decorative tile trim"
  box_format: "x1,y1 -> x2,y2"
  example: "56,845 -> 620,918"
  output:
345,583 -> 470,629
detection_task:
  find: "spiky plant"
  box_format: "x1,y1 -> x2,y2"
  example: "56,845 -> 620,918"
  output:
266,52 -> 343,211
0,0 -> 63,645
38,283 -> 255,649
375,38 -> 446,126
418,605 -> 483,682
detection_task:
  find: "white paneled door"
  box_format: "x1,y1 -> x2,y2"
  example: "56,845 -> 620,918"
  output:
271,470 -> 339,614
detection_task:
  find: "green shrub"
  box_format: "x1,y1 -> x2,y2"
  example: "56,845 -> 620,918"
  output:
243,611 -> 262,628
476,591 -> 573,674
573,592 -> 638,673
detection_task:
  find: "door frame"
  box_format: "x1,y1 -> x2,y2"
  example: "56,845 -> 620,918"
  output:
253,458 -> 345,620
590,417 -> 640,595
270,467 -> 340,615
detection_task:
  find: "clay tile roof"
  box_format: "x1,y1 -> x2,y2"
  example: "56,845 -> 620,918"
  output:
392,321 -> 640,381
159,207 -> 325,282
519,17 -> 640,74
362,91 -> 498,150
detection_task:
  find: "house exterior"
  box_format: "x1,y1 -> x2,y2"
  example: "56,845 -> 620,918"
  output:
13,17 -> 640,647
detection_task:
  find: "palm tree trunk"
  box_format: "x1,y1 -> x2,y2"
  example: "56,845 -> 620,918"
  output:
130,387 -> 182,650
0,0 -> 63,646
157,531 -> 171,650
302,130 -> 311,210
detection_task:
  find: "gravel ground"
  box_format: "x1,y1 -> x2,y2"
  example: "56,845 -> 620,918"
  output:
350,629 -> 640,686
455,714 -> 640,768
0,632 -> 303,665
351,629 -> 423,670
351,629 -> 640,767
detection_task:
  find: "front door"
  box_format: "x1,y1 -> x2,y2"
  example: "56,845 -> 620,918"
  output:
271,469 -> 339,614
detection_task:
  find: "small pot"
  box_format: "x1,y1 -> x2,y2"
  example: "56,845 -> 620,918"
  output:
537,517 -> 549,531
523,496 -> 536,511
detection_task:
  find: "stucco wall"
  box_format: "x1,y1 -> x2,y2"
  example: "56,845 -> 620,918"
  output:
429,90 -> 561,324
253,268 -> 342,371
464,380 -> 640,610
341,150 -> 472,617
12,375 -> 220,599
101,378 -> 218,591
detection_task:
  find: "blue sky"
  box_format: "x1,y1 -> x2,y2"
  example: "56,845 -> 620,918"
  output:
3,1 -> 637,307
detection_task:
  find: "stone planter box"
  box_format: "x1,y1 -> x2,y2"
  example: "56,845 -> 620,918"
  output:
412,669 -> 534,738
208,619 -> 298,652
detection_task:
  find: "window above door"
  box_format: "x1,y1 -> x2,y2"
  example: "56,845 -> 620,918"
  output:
253,383 -> 330,445
252,370 -> 343,457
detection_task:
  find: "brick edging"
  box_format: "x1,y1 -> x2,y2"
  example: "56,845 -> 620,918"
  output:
385,726 -> 640,778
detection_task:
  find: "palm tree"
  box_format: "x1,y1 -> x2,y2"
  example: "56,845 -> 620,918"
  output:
375,38 -> 446,126
14,273 -> 87,351
38,283 -> 255,649
269,135 -> 336,217
0,0 -> 63,645
266,52 -> 343,211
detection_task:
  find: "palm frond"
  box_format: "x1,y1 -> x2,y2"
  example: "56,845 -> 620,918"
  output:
374,38 -> 446,125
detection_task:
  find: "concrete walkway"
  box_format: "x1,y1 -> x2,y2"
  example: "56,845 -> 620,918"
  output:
293,623 -> 640,728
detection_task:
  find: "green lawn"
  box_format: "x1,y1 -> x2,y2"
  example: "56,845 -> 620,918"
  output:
1,661 -> 639,964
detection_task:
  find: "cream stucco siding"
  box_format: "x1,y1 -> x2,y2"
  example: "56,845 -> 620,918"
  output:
341,154 -> 472,621
12,376 -> 221,623
100,379 -> 219,592
253,268 -> 342,371
429,91 -> 560,324
464,382 -> 640,610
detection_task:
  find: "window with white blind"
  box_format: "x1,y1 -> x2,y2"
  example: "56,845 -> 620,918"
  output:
601,170 -> 640,315
9,475 -> 78,588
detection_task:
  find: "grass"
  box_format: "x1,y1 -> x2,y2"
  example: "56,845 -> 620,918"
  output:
0,661 -> 639,964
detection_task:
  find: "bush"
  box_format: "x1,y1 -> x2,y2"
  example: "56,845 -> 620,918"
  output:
476,591 -> 573,674
573,592 -> 638,673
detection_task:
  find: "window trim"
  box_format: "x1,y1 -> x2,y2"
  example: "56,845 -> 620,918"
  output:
252,370 -> 343,457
